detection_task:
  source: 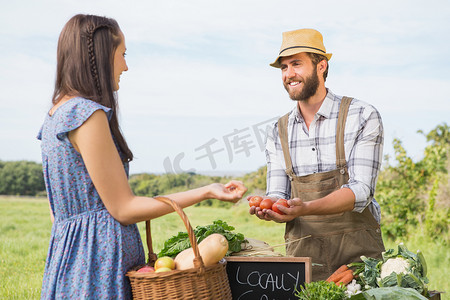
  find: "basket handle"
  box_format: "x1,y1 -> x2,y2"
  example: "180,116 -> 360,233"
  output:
145,196 -> 205,270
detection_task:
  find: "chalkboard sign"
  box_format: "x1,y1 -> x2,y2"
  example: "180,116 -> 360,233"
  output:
225,257 -> 311,300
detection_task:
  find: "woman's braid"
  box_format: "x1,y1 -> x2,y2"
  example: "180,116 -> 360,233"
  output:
86,24 -> 111,96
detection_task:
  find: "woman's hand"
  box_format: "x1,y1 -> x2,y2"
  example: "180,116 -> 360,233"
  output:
207,180 -> 247,203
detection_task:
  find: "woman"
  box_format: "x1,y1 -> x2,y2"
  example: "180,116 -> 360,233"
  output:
37,14 -> 246,299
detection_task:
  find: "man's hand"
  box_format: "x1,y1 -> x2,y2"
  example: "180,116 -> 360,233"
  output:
249,197 -> 305,223
250,188 -> 357,223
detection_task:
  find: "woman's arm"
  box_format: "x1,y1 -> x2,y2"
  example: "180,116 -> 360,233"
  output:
69,110 -> 246,225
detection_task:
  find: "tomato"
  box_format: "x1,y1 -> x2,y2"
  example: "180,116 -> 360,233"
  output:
259,198 -> 274,210
248,196 -> 263,207
272,198 -> 289,215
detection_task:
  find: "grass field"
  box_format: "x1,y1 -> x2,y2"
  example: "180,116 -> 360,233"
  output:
0,196 -> 448,299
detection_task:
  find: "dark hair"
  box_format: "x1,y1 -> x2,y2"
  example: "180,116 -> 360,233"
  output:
306,52 -> 329,81
52,14 -> 133,162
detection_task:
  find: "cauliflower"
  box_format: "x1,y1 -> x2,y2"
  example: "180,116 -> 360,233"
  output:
349,243 -> 429,295
345,279 -> 362,297
380,257 -> 410,279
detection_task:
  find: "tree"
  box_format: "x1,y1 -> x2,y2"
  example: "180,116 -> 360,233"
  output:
377,123 -> 449,243
0,160 -> 45,196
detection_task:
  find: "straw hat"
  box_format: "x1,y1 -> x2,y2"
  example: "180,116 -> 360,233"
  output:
270,28 -> 332,68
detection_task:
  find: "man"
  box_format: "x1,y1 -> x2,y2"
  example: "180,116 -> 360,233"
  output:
251,28 -> 385,281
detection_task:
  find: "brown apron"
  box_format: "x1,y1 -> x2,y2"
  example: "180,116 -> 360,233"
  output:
278,96 -> 385,281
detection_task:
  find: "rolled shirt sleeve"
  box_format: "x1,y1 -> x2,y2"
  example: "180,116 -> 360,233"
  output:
265,122 -> 291,200
342,105 -> 383,222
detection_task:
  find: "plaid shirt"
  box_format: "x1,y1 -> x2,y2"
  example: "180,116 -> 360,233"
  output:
265,89 -> 383,223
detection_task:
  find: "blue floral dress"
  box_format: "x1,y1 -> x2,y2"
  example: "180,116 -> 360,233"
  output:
37,97 -> 145,299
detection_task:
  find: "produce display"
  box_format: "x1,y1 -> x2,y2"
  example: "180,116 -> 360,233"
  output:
174,233 -> 229,270
158,220 -> 246,258
127,205 -> 236,300
244,195 -> 440,299
135,209 -> 440,299
135,220 -> 245,275
348,243 -> 429,295
136,234 -> 229,273
294,243 -> 435,300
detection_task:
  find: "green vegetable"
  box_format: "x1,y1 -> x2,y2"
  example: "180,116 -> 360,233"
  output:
348,243 -> 429,296
157,220 -> 246,258
348,256 -> 383,288
349,286 -> 428,300
295,281 -> 346,300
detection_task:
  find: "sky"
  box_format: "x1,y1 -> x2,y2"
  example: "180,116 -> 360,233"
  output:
1,0 -> 449,176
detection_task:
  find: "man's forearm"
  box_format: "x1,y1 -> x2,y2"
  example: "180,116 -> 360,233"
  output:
300,187 -> 355,215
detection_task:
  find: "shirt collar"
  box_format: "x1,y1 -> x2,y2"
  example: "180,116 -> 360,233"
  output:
291,88 -> 336,123
317,89 -> 336,119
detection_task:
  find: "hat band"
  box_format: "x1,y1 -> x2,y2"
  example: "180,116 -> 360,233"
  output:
279,45 -> 326,55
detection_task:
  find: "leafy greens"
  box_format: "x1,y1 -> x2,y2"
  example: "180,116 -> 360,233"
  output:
349,287 -> 428,300
295,281 -> 346,300
157,220 -> 246,258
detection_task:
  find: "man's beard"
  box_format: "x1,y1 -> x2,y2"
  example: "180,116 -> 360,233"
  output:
284,67 -> 320,101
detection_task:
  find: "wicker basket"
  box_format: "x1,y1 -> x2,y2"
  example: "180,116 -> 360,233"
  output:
126,196 -> 232,300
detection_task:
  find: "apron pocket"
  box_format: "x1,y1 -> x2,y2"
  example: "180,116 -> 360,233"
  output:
334,228 -> 384,266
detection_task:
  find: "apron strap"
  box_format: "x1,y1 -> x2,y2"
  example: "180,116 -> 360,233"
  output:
278,96 -> 353,179
336,97 -> 353,170
277,112 -> 295,180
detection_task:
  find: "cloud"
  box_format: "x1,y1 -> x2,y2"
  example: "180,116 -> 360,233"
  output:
0,0 -> 449,173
